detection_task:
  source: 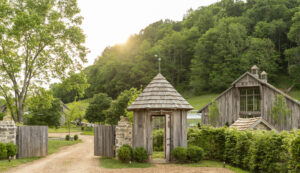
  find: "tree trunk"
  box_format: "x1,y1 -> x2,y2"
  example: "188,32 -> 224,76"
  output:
17,98 -> 24,123
284,84 -> 295,94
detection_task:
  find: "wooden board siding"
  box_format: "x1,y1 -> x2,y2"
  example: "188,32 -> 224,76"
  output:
133,110 -> 146,149
201,72 -> 300,131
202,88 -> 239,127
17,126 -> 48,159
235,74 -> 260,87
94,125 -> 115,157
170,110 -> 187,150
261,85 -> 300,131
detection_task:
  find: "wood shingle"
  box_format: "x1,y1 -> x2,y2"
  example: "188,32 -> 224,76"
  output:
127,73 -> 193,111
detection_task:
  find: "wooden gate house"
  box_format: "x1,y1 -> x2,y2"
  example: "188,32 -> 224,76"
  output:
127,73 -> 193,161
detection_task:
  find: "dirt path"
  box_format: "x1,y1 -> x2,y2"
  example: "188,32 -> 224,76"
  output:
5,133 -> 234,173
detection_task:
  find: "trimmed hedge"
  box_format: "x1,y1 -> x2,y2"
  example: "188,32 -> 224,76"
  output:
188,126 -> 299,172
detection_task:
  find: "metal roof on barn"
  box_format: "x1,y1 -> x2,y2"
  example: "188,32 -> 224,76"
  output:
127,73 -> 193,111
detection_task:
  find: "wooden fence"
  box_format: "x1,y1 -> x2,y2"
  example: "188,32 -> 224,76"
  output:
17,126 -> 48,158
94,125 -> 115,157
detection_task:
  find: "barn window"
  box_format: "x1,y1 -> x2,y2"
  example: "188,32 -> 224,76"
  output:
240,88 -> 261,112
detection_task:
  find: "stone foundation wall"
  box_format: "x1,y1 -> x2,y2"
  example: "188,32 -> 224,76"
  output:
0,120 -> 17,144
115,116 -> 132,154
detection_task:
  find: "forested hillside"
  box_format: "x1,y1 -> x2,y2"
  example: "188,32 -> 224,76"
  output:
61,0 -> 300,100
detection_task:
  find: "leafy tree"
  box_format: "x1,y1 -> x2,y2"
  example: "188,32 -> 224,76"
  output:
191,17 -> 248,93
0,0 -> 87,123
52,72 -> 90,103
105,88 -> 141,125
208,100 -> 220,126
85,93 -> 111,123
65,101 -> 85,136
271,94 -> 291,128
26,89 -> 62,128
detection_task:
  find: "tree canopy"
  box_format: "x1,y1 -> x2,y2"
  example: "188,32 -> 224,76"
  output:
0,0 -> 87,122
83,0 -> 300,98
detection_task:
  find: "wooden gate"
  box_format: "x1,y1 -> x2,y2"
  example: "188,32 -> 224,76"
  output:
17,126 -> 48,158
94,125 -> 116,157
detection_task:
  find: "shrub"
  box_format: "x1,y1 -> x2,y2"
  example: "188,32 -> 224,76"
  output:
6,143 -> 17,161
153,129 -> 163,151
289,133 -> 300,171
187,146 -> 204,162
172,147 -> 187,163
65,134 -> 70,141
74,135 -> 79,141
0,143 -> 7,159
122,144 -> 133,157
132,147 -> 148,163
118,145 -> 131,163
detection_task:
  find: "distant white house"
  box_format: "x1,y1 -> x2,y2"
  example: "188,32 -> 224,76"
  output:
187,110 -> 201,127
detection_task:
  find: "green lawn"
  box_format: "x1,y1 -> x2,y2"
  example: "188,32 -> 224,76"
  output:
0,139 -> 81,172
48,139 -> 82,155
152,151 -> 164,159
48,126 -> 82,133
99,157 -> 153,169
0,157 -> 40,172
80,130 -> 94,136
186,93 -> 219,110
290,89 -> 300,101
180,160 -> 249,173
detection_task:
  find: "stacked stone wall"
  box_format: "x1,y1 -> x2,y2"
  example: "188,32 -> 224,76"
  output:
0,120 -> 17,144
115,116 -> 132,154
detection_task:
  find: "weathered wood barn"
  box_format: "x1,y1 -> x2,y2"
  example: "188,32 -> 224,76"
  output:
198,65 -> 300,131
127,73 -> 193,162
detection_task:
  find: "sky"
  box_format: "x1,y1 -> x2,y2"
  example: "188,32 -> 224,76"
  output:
77,0 -> 219,66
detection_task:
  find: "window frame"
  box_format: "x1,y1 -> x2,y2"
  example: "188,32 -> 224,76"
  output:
239,87 -> 261,117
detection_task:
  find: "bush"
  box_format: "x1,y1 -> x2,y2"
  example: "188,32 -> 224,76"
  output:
188,126 -> 299,172
65,134 -> 70,141
74,135 -> 79,141
0,143 -> 7,159
187,146 -> 204,162
6,143 -> 17,161
132,147 -> 148,163
153,129 -> 163,151
118,145 -> 131,163
172,147 -> 187,163
289,133 -> 300,171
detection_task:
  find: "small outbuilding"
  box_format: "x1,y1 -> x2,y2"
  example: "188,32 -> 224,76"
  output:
127,73 -> 193,162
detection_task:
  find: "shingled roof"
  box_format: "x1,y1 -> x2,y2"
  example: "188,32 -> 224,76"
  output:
230,117 -> 278,132
127,73 -> 193,111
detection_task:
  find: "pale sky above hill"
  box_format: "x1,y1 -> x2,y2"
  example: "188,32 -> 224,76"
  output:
77,0 -> 219,66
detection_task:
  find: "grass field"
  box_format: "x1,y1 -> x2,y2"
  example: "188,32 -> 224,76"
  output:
290,89 -> 300,101
99,157 -> 153,169
152,151 -> 164,159
48,139 -> 82,155
80,130 -> 94,136
0,139 -> 81,172
180,160 -> 249,173
186,93 -> 219,110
